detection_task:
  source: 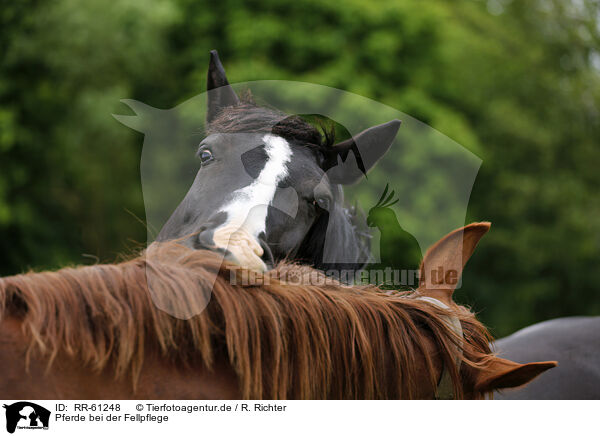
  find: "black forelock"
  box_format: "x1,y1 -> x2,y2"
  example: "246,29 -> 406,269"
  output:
207,101 -> 335,151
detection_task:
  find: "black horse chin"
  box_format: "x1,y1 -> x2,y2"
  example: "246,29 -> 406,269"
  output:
182,230 -> 231,257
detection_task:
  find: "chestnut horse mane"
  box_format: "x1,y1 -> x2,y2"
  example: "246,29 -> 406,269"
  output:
0,242 -> 494,399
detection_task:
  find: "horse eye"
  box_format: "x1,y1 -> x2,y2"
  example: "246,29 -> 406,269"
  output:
314,197 -> 330,211
199,149 -> 214,165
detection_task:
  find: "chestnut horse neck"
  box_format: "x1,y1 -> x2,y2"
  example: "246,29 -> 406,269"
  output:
416,296 -> 464,399
0,242 -> 501,399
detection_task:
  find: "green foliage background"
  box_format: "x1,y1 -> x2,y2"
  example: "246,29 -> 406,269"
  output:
1,0 -> 599,336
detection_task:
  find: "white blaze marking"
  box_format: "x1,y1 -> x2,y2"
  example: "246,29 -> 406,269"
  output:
213,134 -> 292,271
221,134 -> 292,234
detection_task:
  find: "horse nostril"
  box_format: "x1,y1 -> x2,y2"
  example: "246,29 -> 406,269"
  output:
196,229 -> 215,249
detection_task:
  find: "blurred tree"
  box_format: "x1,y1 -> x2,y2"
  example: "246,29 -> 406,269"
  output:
0,0 -> 179,272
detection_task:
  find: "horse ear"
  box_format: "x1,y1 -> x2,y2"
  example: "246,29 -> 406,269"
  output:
325,120 -> 401,185
417,222 -> 490,306
206,50 -> 240,124
474,356 -> 557,392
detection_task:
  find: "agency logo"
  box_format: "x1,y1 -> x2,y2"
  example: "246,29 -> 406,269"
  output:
3,402 -> 50,434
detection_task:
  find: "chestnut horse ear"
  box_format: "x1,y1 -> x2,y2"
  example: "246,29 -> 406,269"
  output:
206,50 -> 240,124
474,357 -> 557,392
325,120 -> 401,185
417,222 -> 491,306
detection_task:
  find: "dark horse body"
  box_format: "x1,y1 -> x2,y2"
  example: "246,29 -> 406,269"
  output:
494,317 -> 600,399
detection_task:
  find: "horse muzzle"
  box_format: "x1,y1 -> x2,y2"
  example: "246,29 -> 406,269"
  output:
197,224 -> 269,273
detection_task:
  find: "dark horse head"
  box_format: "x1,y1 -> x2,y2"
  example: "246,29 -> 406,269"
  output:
157,51 -> 401,272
